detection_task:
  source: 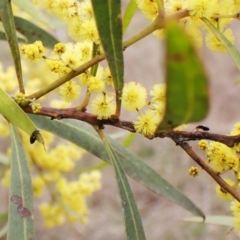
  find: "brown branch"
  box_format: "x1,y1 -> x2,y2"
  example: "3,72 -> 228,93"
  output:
156,130 -> 240,147
24,106 -> 240,147
176,141 -> 240,202
23,106 -> 135,132
25,106 -> 240,201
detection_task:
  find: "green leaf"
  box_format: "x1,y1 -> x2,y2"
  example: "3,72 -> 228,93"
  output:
184,216 -> 233,227
14,17 -> 59,49
103,138 -> 146,240
91,0 -> 124,114
157,22 -> 209,132
0,88 -> 41,142
29,115 -> 205,218
202,17 -> 240,71
7,124 -> 36,240
0,0 -> 24,92
123,0 -> 137,34
12,0 -> 49,26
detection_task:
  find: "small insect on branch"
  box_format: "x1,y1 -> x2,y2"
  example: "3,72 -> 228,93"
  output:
196,125 -> 210,131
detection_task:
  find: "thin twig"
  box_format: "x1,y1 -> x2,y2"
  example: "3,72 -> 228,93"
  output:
176,141 -> 240,202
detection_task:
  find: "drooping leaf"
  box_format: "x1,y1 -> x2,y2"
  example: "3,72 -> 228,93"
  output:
103,137 -> 146,240
156,22 -> 209,132
0,88 -> 43,145
7,124 -> 36,240
123,0 -> 137,34
91,0 -> 124,115
14,16 -> 59,49
184,215 -> 233,227
0,0 -> 24,92
30,114 -> 205,218
203,17 -> 240,71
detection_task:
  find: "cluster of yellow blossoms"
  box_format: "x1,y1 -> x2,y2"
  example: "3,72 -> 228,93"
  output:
20,38 -> 167,137
1,126 -> 101,227
137,0 -> 238,52
198,123 -> 240,231
21,0 -> 238,138
2,0 -> 240,230
39,170 -> 101,227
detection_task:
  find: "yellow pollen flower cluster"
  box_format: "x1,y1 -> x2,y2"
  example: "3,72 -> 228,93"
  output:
198,140 -> 208,150
53,42 -> 66,55
135,0 -> 158,21
122,82 -> 147,111
59,80 -> 80,102
206,141 -> 238,173
20,40 -> 44,60
14,92 -> 28,105
198,122 -> 240,232
91,94 -> 116,119
31,102 -> 42,113
103,67 -> 114,86
79,66 -> 105,93
215,178 -> 234,201
40,171 -> 101,228
187,0 -> 216,18
206,29 -> 234,53
230,200 -> 240,232
46,59 -> 67,74
87,76 -> 105,93
188,166 -> 200,177
136,0 -> 236,51
34,0 -> 99,43
134,110 -> 160,136
32,175 -> 46,197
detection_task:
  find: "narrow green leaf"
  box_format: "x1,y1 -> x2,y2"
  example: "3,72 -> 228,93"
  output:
123,0 -> 137,34
0,88 -> 40,141
12,0 -> 49,26
103,138 -> 146,240
30,115 -> 205,218
157,22 -> 209,132
14,17 -> 59,49
0,0 -> 24,92
202,17 -> 240,71
7,125 -> 36,240
91,0 -> 124,114
184,216 -> 233,227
